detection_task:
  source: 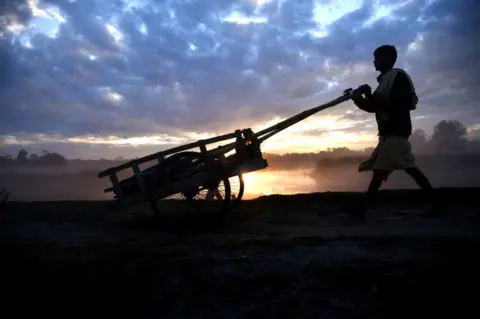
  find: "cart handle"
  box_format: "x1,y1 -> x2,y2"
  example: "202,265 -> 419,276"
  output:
249,88 -> 355,144
208,88 -> 356,157
207,88 -> 356,158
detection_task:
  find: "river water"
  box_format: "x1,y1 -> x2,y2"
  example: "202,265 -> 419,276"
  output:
242,169 -> 317,199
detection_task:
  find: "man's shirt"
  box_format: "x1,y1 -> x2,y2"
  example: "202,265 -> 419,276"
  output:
356,69 -> 417,137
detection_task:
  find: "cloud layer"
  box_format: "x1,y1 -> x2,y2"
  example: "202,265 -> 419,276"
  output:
1,0 -> 479,158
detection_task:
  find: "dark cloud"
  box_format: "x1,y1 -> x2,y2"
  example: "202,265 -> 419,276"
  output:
0,0 -> 479,158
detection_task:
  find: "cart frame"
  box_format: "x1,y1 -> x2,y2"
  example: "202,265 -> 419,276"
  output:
98,88 -> 356,214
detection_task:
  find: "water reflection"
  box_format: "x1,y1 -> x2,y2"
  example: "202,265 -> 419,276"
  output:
248,163 -> 480,199
242,169 -> 316,199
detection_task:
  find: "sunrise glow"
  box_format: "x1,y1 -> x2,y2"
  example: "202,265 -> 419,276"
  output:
1,0 -> 479,159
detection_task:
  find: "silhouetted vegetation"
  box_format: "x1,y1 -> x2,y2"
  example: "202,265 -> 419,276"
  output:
261,120 -> 480,170
409,120 -> 474,154
1,120 -> 479,201
1,120 -> 478,172
264,148 -> 373,170
312,120 -> 480,170
0,150 -> 67,167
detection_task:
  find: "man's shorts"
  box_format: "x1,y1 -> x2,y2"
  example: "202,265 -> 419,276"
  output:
359,136 -> 416,172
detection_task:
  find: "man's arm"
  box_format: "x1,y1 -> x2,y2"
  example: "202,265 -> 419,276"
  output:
357,72 -> 413,114
353,95 -> 376,113
352,85 -> 377,113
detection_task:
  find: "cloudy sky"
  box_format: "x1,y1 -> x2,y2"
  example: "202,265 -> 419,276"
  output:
0,0 -> 479,159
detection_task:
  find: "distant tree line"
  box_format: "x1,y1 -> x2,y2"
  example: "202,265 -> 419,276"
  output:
1,120 -> 478,170
263,120 -> 480,170
409,120 -> 479,154
0,150 -> 67,167
312,120 -> 480,170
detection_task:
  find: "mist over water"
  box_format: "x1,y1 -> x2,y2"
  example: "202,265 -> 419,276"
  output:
2,158 -> 480,202
245,163 -> 480,199
2,118 -> 480,201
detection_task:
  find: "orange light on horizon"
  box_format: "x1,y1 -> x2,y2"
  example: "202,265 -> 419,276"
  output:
0,111 -> 379,157
241,169 -> 317,199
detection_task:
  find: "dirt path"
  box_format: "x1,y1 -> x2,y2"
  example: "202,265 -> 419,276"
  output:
1,188 -> 479,318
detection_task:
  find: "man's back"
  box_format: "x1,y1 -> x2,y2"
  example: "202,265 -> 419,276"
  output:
374,69 -> 416,137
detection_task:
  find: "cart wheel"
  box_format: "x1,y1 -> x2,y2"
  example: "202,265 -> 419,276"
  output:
228,174 -> 244,211
160,151 -> 232,215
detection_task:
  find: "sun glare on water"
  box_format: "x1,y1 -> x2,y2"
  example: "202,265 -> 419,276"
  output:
241,171 -> 271,199
242,172 -> 257,187
241,170 -> 316,199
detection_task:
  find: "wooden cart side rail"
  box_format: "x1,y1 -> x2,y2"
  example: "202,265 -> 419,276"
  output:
106,158 -> 268,204
98,131 -> 239,178
102,144 -> 240,194
103,157 -> 267,194
208,141 -> 237,158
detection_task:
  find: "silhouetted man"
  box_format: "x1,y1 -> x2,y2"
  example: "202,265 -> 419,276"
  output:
351,45 -> 441,218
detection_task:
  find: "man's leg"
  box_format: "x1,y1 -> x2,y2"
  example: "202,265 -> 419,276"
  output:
405,167 -> 432,190
349,169 -> 392,217
366,169 -> 392,205
404,167 -> 443,216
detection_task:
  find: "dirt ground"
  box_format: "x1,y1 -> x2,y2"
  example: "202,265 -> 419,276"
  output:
1,188 -> 479,318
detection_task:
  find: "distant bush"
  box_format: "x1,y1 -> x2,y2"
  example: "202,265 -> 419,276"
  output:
0,150 -> 67,167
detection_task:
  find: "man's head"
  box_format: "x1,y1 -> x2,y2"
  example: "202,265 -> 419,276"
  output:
373,45 -> 397,72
